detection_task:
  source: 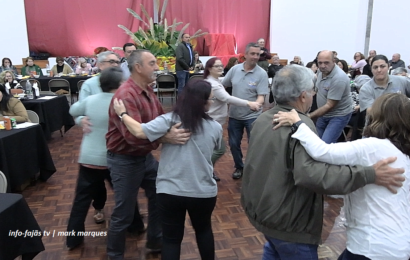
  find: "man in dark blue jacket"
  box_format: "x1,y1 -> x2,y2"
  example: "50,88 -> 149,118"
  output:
175,33 -> 194,95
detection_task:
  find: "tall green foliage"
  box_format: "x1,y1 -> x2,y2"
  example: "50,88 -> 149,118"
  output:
118,0 -> 207,57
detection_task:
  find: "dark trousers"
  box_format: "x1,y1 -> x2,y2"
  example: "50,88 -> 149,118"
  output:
338,249 -> 370,260
66,165 -> 111,247
66,165 -> 144,248
107,152 -> 161,260
157,193 -> 216,260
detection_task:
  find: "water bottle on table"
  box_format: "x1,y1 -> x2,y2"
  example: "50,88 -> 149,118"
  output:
26,80 -> 34,99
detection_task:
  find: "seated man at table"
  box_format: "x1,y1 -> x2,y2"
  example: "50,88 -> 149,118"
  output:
0,84 -> 29,123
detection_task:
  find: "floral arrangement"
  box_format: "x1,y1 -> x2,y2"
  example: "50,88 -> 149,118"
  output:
117,0 -> 207,71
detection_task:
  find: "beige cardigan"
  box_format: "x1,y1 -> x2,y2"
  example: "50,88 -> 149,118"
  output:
0,97 -> 29,123
51,64 -> 73,75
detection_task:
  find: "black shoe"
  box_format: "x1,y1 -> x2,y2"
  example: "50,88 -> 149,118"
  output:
146,240 -> 162,253
66,239 -> 83,250
213,173 -> 221,181
232,168 -> 243,179
127,225 -> 147,236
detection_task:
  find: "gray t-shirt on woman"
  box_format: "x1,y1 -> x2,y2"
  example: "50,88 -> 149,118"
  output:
141,112 -> 222,198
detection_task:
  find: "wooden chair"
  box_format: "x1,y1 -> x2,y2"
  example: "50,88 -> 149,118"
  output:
156,74 -> 177,104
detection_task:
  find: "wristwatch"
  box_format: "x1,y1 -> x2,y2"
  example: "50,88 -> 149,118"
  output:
119,112 -> 128,122
291,120 -> 304,133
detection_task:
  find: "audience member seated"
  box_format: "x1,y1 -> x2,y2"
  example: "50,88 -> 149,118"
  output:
193,51 -> 204,72
289,56 -> 304,66
337,59 -> 349,74
362,56 -> 373,78
21,57 -> 43,77
1,70 -> 20,90
75,58 -> 92,75
256,38 -> 271,71
306,61 -> 318,74
0,58 -> 18,76
389,53 -> 405,69
392,67 -> 408,77
223,57 -> 238,76
0,84 -> 29,123
332,51 -> 338,58
51,57 -> 73,76
350,52 -> 366,78
270,55 -> 284,73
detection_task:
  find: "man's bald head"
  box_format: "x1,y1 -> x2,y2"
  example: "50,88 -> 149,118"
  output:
317,50 -> 335,76
318,50 -> 334,60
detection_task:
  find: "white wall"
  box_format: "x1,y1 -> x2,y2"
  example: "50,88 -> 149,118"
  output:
369,1 -> 409,65
270,0 -> 368,64
0,0 -> 29,66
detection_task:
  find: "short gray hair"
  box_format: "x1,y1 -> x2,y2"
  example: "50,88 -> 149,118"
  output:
392,67 -> 407,75
97,51 -> 119,64
272,65 -> 314,104
353,75 -> 371,89
127,49 -> 151,72
245,42 -> 260,54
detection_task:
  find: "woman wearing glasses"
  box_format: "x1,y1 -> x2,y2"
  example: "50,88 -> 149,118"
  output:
50,57 -> 73,76
204,58 -> 261,181
75,58 -> 92,75
113,80 -> 222,260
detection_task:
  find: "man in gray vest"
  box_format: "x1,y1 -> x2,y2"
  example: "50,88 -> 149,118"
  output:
175,33 -> 194,95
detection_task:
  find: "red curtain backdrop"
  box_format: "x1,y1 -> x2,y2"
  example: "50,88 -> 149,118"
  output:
24,0 -> 270,57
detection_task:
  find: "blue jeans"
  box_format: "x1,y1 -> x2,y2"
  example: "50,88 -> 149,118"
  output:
316,113 -> 352,144
228,117 -> 256,169
106,152 -> 161,260
262,236 -> 318,260
176,70 -> 189,95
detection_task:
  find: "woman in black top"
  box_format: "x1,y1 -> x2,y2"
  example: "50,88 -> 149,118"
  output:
362,56 -> 373,78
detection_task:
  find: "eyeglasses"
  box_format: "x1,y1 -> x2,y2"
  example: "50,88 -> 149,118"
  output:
103,60 -> 121,65
208,97 -> 216,100
212,65 -> 224,68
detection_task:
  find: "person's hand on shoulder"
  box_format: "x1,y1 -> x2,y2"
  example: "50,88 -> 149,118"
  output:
372,157 -> 405,194
160,122 -> 191,144
272,109 -> 301,130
